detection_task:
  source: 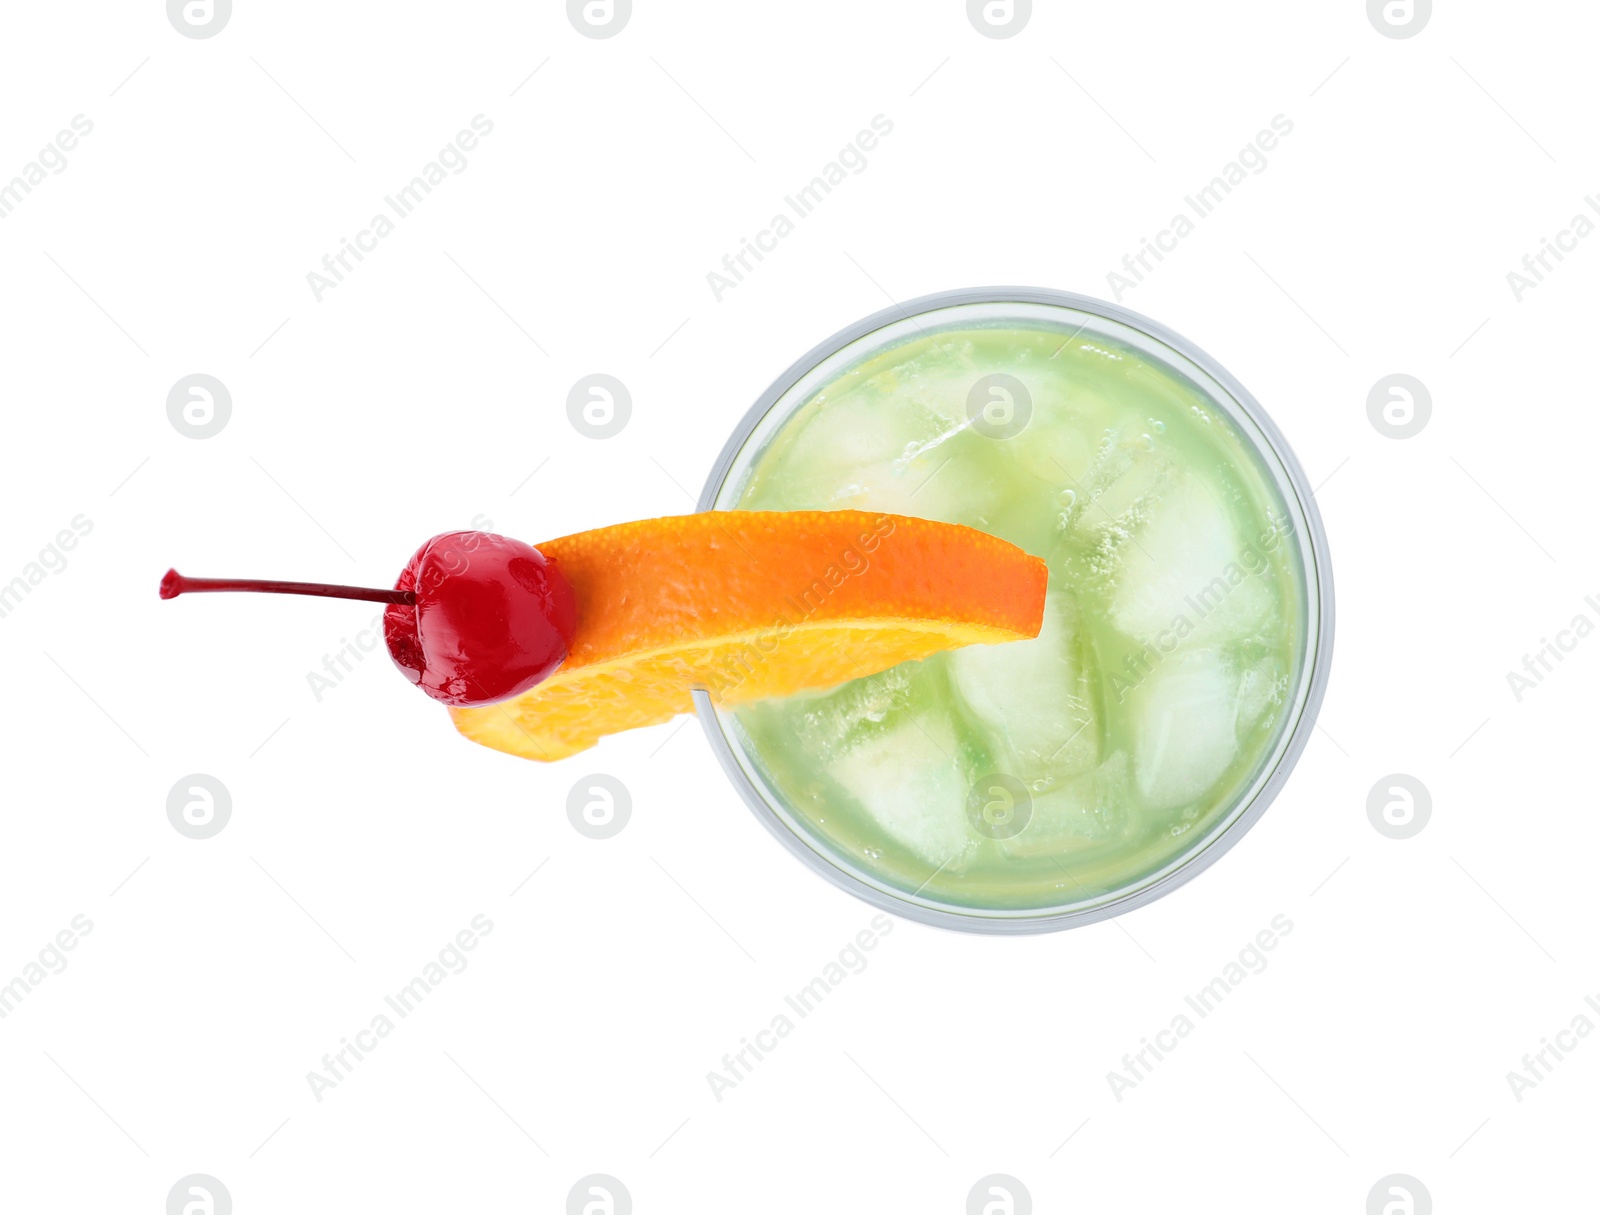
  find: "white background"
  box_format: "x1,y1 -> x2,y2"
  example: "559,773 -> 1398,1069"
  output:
0,1 -> 1592,1210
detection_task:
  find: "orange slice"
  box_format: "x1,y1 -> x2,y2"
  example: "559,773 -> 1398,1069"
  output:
450,510 -> 1047,761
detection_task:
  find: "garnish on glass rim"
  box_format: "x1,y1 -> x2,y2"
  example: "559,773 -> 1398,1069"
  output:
162,511 -> 1047,758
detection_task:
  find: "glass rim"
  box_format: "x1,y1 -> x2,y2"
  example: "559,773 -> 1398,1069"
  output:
692,285 -> 1337,934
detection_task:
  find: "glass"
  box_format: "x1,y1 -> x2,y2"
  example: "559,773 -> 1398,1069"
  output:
693,288 -> 1334,933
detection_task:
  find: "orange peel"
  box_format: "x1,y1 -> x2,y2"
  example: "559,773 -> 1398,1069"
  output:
450,510 -> 1047,761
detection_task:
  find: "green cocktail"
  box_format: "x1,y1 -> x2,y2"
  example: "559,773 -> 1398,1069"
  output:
698,292 -> 1331,930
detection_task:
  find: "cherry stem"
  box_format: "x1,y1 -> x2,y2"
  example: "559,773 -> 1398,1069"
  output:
160,569 -> 415,606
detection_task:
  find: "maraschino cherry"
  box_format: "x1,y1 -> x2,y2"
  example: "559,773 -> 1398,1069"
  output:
161,530 -> 576,707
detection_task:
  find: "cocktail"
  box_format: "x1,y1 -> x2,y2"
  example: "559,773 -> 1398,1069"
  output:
695,288 -> 1333,932
161,287 -> 1331,934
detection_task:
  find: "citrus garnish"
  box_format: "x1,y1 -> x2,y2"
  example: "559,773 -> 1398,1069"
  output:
449,510 -> 1047,761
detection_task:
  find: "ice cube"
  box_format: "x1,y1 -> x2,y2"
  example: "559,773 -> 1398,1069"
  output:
999,752 -> 1134,859
1071,424 -> 1174,528
1235,654 -> 1287,741
899,439 -> 1014,529
747,396 -> 935,511
1129,649 -> 1240,811
747,381 -> 1006,524
826,709 -> 976,871
785,663 -> 919,758
1011,405 -> 1098,488
975,468 -> 1074,560
1106,477 -> 1272,649
946,590 -> 1099,793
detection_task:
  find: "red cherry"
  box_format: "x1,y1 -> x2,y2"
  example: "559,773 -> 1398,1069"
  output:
160,530 -> 577,708
383,531 -> 575,706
